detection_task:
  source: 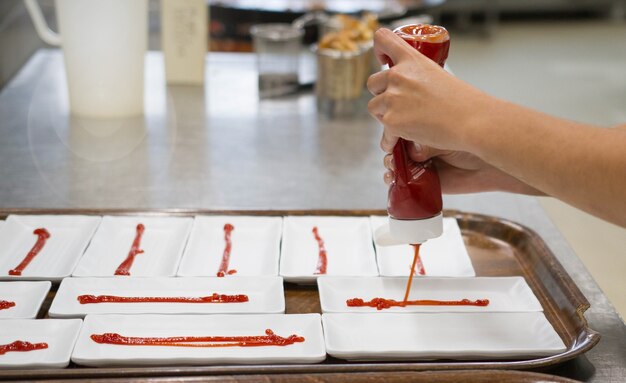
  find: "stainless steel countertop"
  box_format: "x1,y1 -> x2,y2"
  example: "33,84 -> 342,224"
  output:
0,50 -> 625,381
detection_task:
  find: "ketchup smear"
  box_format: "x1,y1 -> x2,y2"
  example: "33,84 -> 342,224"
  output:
77,293 -> 249,304
0,300 -> 16,310
217,223 -> 237,277
0,341 -> 48,355
91,329 -> 304,348
312,226 -> 327,274
114,224 -> 145,276
387,24 -> 449,221
347,244 -> 489,310
8,228 -> 50,276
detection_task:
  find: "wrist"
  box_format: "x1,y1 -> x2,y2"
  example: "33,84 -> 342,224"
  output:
459,92 -> 504,157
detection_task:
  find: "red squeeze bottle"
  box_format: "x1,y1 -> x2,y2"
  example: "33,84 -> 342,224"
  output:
377,25 -> 449,245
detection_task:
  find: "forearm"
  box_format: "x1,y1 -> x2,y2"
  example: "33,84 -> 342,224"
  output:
468,98 -> 626,227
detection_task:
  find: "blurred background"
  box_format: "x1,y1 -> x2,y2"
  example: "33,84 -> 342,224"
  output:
1,0 -> 625,317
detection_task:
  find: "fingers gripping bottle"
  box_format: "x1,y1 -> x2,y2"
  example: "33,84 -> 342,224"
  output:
375,25 -> 450,246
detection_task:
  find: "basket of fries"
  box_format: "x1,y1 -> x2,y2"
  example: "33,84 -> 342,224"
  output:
315,14 -> 379,117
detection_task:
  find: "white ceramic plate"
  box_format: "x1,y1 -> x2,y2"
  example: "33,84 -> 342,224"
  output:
49,276 -> 285,318
72,313 -> 326,366
318,276 -> 543,313
370,216 -> 475,277
177,216 -> 282,277
73,216 -> 193,277
322,312 -> 566,361
0,220 -> 5,232
280,216 -> 378,283
0,215 -> 101,281
0,281 -> 51,319
0,319 -> 83,369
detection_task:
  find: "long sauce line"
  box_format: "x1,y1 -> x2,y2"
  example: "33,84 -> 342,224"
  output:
77,293 -> 249,304
217,223 -> 236,277
91,329 -> 304,348
114,224 -> 145,276
312,226 -> 327,274
346,243 -> 490,310
8,228 -> 51,276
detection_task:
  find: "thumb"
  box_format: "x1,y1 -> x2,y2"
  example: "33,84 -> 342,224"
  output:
373,28 -> 414,66
407,143 -> 452,162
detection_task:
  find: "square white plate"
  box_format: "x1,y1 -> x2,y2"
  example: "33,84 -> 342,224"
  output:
72,313 -> 326,366
177,216 -> 282,277
370,216 -> 475,277
0,215 -> 101,281
0,281 -> 51,319
49,276 -> 285,318
73,216 -> 193,277
0,220 -> 5,232
322,312 -> 566,361
0,319 -> 82,369
318,276 -> 543,313
280,216 -> 378,283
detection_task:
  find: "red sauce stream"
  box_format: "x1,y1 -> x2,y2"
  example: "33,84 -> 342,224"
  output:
402,244 -> 422,304
0,300 -> 16,310
347,297 -> 490,311
77,293 -> 249,304
0,341 -> 48,355
90,329 -> 304,347
312,226 -> 327,274
217,223 -> 237,277
8,228 -> 51,276
387,24 -> 449,220
114,224 -> 145,276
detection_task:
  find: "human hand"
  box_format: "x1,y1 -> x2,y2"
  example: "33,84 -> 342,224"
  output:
383,143 -> 544,195
367,28 -> 492,154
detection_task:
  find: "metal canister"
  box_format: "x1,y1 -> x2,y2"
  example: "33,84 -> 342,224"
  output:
315,41 -> 373,117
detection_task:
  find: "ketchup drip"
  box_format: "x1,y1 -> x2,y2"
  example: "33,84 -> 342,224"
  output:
312,226 -> 327,275
387,24 -> 449,221
90,329 -> 305,348
8,228 -> 50,276
347,297 -> 490,311
0,341 -> 48,355
217,223 -> 236,277
77,293 -> 249,304
114,224 -> 145,276
0,300 -> 16,310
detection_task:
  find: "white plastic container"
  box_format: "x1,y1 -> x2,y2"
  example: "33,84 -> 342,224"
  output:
25,0 -> 148,118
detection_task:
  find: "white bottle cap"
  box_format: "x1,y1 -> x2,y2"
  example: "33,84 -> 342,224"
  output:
374,213 -> 443,246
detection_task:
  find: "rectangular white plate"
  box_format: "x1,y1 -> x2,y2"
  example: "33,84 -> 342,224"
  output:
322,312 -> 566,361
0,319 -> 82,369
318,276 -> 543,313
0,220 -> 5,232
49,276 -> 285,318
73,216 -> 193,277
177,216 -> 282,277
0,281 -> 51,319
280,216 -> 378,283
0,215 -> 101,281
72,313 -> 326,366
370,216 -> 475,277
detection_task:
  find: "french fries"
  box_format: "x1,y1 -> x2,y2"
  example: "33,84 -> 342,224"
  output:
318,13 -> 379,52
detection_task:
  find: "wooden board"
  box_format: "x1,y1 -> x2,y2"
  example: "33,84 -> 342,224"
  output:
0,209 -> 599,381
